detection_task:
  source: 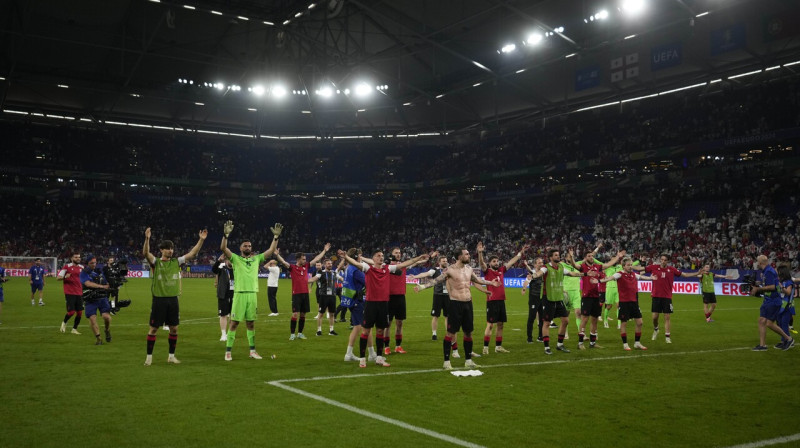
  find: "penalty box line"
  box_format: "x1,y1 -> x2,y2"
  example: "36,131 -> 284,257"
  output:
266,347 -> 748,448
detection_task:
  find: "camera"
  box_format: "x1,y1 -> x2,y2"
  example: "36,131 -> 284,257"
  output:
103,260 -> 131,312
739,274 -> 761,296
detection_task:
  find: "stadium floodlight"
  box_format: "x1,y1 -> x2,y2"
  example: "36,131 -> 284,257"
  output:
264,21 -> 275,25
183,5 -> 195,10
58,84 -> 69,88
554,26 -> 564,33
295,12 -> 303,18
595,10 -> 609,20
354,83 -> 372,97
308,3 -> 316,9
621,0 -> 646,16
272,86 -> 287,97
252,85 -> 265,96
238,16 -> 249,21
343,88 -> 351,95
215,83 -> 225,90
695,11 -> 709,18
317,86 -> 333,97
526,33 -> 543,45
211,10 -> 222,15
283,19 -> 291,25
501,43 -> 516,54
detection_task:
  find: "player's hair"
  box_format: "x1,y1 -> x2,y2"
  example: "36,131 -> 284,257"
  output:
323,258 -> 332,263
777,265 -> 792,282
71,251 -> 80,258
35,257 -> 41,261
439,255 -> 448,262
488,255 -> 500,262
159,240 -> 174,250
240,238 -> 251,244
660,253 -> 670,260
547,248 -> 559,259
391,246 -> 401,253
373,250 -> 383,258
622,257 -> 633,265
296,252 -> 305,259
452,248 -> 467,260
346,248 -> 361,258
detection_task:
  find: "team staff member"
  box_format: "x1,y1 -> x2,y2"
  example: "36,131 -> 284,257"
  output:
80,256 -> 113,346
220,221 -> 281,361
341,248 -> 370,362
212,254 -> 234,342
749,255 -> 794,351
522,258 -> 545,343
312,258 -> 339,336
477,242 -> 528,355
58,252 -> 84,334
265,257 -> 281,316
29,258 -> 46,306
143,227 -> 208,366
275,244 -> 329,341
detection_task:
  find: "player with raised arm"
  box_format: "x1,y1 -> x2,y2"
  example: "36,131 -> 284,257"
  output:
537,248 -> 585,355
58,252 -> 84,334
638,254 -> 697,344
143,227 -> 207,365
340,249 -> 432,368
414,248 -> 499,370
275,243 -> 329,341
567,244 -> 622,350
598,257 -> 656,350
477,241 -> 529,355
29,258 -> 46,306
219,220 -> 281,361
694,262 -> 732,322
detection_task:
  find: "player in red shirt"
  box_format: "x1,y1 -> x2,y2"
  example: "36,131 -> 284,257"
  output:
340,249 -> 431,368
382,247 -> 425,355
57,252 -> 84,334
568,245 -> 622,350
638,254 -> 699,343
477,241 -> 529,355
599,257 -> 656,350
275,243 -> 330,340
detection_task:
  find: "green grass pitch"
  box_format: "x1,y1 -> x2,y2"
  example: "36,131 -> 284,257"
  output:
0,278 -> 797,448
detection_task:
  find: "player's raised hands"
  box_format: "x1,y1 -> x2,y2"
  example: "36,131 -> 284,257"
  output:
198,229 -> 208,240
271,223 -> 283,237
477,242 -> 485,253
145,227 -> 151,239
324,242 -> 331,252
223,220 -> 234,237
337,249 -> 346,258
521,244 -> 530,254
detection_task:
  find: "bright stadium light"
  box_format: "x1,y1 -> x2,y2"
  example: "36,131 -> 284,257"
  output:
354,83 -> 372,97
621,0 -> 646,16
317,86 -> 333,97
595,10 -> 609,20
215,83 -> 225,90
272,85 -> 287,97
526,33 -> 543,45
501,43 -> 516,53
252,85 -> 265,96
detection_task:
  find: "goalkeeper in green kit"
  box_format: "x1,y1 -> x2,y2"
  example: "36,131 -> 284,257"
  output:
220,220 -> 283,361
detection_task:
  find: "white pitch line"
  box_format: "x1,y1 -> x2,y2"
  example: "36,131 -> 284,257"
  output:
272,346 -> 750,384
721,433 -> 800,448
268,380 -> 486,448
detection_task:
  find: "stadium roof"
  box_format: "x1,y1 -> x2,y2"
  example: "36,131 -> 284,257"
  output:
1,0 -> 797,138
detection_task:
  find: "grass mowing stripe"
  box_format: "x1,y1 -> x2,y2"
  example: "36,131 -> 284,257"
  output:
268,380 -> 487,448
271,346 -> 750,383
721,433 -> 800,448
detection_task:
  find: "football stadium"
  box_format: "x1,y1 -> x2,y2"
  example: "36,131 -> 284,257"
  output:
0,0 -> 798,447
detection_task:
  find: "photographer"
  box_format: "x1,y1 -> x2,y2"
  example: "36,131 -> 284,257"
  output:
80,255 -> 112,346
212,254 -> 234,342
750,255 -> 794,351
